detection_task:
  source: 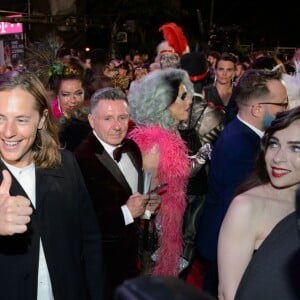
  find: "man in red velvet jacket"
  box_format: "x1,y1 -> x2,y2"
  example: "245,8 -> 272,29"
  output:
74,87 -> 159,298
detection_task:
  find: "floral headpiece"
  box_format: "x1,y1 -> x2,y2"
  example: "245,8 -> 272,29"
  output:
48,62 -> 82,78
48,62 -> 64,77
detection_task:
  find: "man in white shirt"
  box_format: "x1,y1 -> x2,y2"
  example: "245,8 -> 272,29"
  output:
0,71 -> 105,300
74,87 -> 160,299
196,68 -> 289,297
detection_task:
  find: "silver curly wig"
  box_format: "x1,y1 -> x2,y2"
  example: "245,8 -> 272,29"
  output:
128,68 -> 194,130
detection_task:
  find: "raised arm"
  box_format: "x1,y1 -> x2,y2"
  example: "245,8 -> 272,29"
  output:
0,170 -> 32,235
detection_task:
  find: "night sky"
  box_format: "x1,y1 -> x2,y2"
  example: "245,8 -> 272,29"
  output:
1,1 -> 298,49
185,0 -> 298,48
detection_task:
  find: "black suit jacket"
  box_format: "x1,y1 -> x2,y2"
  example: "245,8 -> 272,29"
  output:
196,117 -> 261,261
74,132 -> 144,294
0,150 -> 105,300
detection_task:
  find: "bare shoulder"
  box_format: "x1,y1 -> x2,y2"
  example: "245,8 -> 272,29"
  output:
228,186 -> 266,219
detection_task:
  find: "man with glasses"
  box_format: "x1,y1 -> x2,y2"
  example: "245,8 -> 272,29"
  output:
196,68 -> 288,297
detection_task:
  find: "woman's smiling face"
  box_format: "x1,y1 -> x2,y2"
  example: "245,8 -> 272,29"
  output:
265,119 -> 300,188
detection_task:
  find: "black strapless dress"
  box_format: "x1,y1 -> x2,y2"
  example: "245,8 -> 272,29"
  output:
235,212 -> 300,300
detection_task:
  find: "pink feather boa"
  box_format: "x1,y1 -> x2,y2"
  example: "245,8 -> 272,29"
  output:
128,125 -> 190,276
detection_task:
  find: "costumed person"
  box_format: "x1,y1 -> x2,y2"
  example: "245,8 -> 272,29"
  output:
180,51 -> 225,146
24,35 -> 92,151
47,61 -> 92,151
178,51 -> 226,286
111,61 -> 132,94
104,59 -> 132,94
49,60 -> 93,151
156,25 -> 223,280
48,58 -> 87,119
155,24 -> 224,286
156,22 -> 190,70
127,68 -> 211,277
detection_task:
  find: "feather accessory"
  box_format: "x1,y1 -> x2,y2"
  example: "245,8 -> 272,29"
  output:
128,125 -> 190,276
159,22 -> 188,57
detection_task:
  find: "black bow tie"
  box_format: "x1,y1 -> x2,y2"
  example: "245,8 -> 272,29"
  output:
113,141 -> 133,162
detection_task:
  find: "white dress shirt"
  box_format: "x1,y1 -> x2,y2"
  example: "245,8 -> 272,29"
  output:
93,131 -> 139,225
237,114 -> 264,138
4,161 -> 54,300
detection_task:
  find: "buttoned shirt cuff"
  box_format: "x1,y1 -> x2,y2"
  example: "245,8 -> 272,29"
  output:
142,209 -> 151,219
121,205 -> 134,225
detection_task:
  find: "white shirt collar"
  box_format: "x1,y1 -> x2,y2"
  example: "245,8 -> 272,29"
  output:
237,114 -> 264,138
93,130 -> 120,158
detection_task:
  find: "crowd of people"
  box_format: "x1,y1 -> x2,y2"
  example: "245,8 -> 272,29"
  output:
0,21 -> 300,300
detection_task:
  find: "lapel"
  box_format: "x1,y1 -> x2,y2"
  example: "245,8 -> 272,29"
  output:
87,133 -> 144,193
35,166 -> 64,214
0,160 -> 64,215
95,150 -> 132,192
90,134 -> 131,192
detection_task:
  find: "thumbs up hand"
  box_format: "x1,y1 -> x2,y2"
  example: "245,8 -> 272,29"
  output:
0,170 -> 33,235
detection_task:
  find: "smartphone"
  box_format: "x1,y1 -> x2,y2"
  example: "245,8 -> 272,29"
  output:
147,183 -> 168,194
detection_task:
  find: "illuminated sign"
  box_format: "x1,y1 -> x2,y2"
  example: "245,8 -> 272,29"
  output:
0,15 -> 23,35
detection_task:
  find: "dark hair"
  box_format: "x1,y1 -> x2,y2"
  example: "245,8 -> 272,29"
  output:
208,50 -> 221,60
118,61 -> 131,72
234,68 -> 282,106
250,55 -> 287,73
215,52 -> 237,68
50,57 -> 86,93
234,106 -> 300,196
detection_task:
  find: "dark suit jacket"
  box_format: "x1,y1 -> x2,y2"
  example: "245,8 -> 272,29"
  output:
0,150 -> 105,300
196,117 -> 261,261
74,132 -> 144,294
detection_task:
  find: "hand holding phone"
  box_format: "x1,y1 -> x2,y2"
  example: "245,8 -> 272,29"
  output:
147,183 -> 168,195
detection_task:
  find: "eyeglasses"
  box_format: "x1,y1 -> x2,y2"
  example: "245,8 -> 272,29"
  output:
258,98 -> 289,110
